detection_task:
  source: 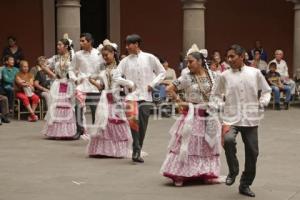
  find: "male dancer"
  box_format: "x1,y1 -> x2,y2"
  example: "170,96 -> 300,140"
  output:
212,44 -> 271,197
117,34 -> 166,163
69,33 -> 104,139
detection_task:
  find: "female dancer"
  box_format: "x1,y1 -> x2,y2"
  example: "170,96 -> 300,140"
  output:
160,44 -> 221,186
87,40 -> 134,158
42,38 -> 76,139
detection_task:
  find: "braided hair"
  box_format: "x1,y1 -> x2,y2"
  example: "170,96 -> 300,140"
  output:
188,51 -> 215,85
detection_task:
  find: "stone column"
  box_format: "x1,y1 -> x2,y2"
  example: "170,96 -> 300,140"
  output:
109,0 -> 121,48
291,0 -> 300,73
182,0 -> 206,54
56,0 -> 81,50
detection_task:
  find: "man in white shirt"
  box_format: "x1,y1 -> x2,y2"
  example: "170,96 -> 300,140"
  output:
268,49 -> 296,97
117,34 -> 166,163
211,45 -> 271,197
69,33 -> 104,139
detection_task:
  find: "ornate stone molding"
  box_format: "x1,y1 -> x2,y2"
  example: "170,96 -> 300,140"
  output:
56,0 -> 81,8
181,0 -> 206,10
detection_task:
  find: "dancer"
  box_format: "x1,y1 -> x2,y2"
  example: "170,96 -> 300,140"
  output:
117,34 -> 166,163
212,44 -> 271,197
69,33 -> 104,139
87,40 -> 134,158
160,44 -> 221,186
42,38 -> 76,139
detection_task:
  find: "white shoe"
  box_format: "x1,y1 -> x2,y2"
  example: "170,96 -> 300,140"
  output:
80,134 -> 90,141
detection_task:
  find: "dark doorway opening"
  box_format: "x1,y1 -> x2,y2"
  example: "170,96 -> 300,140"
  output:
80,0 -> 108,48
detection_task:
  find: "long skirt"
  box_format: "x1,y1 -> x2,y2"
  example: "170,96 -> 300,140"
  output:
160,111 -> 221,183
87,95 -> 131,158
43,80 -> 76,139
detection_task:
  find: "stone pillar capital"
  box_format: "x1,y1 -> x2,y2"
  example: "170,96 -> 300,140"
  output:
56,0 -> 81,8
181,0 -> 206,10
287,0 -> 300,10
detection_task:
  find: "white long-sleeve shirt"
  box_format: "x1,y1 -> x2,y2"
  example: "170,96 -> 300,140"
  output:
211,65 -> 271,127
69,48 -> 105,93
117,51 -> 166,101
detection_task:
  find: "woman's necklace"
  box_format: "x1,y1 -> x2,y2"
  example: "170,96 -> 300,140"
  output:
106,61 -> 117,89
59,53 -> 70,70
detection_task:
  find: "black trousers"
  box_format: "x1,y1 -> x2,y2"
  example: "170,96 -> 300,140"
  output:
75,92 -> 100,135
131,102 -> 152,154
223,126 -> 259,186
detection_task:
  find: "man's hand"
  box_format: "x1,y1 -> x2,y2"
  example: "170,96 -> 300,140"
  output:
221,124 -> 231,146
128,84 -> 136,93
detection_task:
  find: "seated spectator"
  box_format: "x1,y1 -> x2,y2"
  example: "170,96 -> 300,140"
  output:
34,59 -> 52,108
249,40 -> 268,61
0,95 -> 10,125
266,62 -> 291,110
2,36 -> 24,68
269,49 -> 296,100
1,56 -> 19,113
30,56 -> 45,78
250,49 -> 268,75
15,60 -> 40,122
221,54 -> 231,71
211,50 -> 226,72
161,59 -> 177,86
244,52 -> 251,66
153,58 -> 176,103
210,60 -> 222,75
0,58 -> 5,95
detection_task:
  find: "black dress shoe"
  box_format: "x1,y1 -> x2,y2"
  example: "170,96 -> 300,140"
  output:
239,186 -> 255,197
132,151 -> 144,163
73,132 -> 81,140
0,118 -> 2,125
225,174 -> 237,186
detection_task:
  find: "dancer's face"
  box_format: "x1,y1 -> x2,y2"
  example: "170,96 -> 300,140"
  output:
227,49 -> 244,69
126,42 -> 139,55
57,41 -> 67,55
101,50 -> 115,65
187,55 -> 201,74
80,37 -> 92,51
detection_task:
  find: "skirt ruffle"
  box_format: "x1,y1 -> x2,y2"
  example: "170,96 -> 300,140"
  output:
87,117 -> 132,158
161,112 -> 221,182
88,139 -> 130,158
44,121 -> 76,138
161,153 -> 220,181
43,107 -> 76,138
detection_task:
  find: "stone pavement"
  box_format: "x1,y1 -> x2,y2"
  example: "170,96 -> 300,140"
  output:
0,107 -> 300,200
